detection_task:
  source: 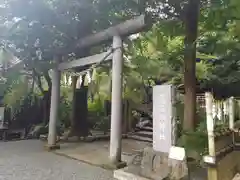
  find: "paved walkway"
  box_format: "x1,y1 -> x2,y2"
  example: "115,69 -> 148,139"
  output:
0,140 -> 114,180
56,139 -> 150,167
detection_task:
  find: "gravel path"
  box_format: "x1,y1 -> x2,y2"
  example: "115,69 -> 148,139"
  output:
0,140 -> 114,180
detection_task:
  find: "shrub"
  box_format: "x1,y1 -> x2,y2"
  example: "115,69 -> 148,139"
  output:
94,116 -> 111,133
58,86 -> 72,128
59,97 -> 71,128
88,98 -> 104,115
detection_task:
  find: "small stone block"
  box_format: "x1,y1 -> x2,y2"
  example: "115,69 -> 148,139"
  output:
84,136 -> 95,142
169,146 -> 185,161
103,161 -> 127,170
39,134 -> 48,141
44,144 -> 60,151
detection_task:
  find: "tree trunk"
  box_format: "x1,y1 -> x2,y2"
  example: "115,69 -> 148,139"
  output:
43,90 -> 51,125
69,75 -> 89,137
30,78 -> 35,93
43,71 -> 52,92
70,76 -> 78,132
33,70 -> 52,126
34,73 -> 44,93
65,48 -> 91,138
73,87 -> 89,137
32,71 -> 48,125
42,72 -> 52,125
183,0 -> 200,131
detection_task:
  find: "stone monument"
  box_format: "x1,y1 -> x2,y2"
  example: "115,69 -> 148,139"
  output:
153,85 -> 176,153
142,85 -> 188,179
114,85 -> 188,180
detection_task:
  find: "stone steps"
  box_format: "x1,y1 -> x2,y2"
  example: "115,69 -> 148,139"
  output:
127,134 -> 152,143
140,126 -> 152,132
128,125 -> 153,143
134,131 -> 153,139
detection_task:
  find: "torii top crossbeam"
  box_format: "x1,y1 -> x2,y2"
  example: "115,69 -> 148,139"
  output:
76,14 -> 150,49
59,14 -> 151,71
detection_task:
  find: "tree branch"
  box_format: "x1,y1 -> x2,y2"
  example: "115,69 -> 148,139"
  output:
32,68 -> 44,94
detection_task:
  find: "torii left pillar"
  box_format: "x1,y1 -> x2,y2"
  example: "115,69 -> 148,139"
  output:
45,65 -> 61,150
108,36 -> 126,169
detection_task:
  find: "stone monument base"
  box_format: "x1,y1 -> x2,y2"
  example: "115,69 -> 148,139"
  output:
114,147 -> 188,180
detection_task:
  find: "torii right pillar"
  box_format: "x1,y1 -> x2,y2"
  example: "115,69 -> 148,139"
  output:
109,35 -> 126,168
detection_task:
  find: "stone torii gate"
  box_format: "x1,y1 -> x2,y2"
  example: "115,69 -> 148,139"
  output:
47,15 -> 151,167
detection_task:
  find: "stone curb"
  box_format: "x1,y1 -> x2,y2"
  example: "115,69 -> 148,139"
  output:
53,150 -> 126,170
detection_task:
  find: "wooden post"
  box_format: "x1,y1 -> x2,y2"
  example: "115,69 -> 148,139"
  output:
216,101 -> 222,121
47,64 -> 61,150
205,92 -> 215,156
109,36 -> 124,166
205,92 -> 217,180
223,100 -> 228,122
229,97 -> 234,130
212,102 -> 216,120
220,101 -> 224,122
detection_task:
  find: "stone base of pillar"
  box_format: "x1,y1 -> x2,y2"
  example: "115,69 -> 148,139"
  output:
103,161 -> 127,170
44,144 -> 60,151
